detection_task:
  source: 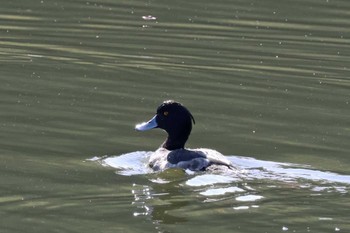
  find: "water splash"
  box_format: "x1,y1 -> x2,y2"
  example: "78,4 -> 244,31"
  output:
92,151 -> 153,176
185,174 -> 239,187
90,151 -> 350,186
231,156 -> 350,185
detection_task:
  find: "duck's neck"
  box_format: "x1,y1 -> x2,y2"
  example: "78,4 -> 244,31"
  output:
161,134 -> 189,150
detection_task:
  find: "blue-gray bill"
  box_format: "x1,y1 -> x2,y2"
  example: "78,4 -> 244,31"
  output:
135,115 -> 158,131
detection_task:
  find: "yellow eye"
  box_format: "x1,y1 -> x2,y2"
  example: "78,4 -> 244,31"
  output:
163,111 -> 169,116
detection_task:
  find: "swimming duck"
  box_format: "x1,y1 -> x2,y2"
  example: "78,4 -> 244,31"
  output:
135,100 -> 234,171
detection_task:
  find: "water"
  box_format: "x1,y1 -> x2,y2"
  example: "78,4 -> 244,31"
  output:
1,0 -> 350,232
100,151 -> 350,232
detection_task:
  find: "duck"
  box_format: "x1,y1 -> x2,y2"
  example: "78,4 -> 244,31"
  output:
135,100 -> 234,172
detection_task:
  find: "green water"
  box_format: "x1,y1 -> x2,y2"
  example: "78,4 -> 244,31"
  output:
1,0 -> 349,232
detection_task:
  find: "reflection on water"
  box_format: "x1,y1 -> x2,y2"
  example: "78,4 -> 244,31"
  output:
131,184 -> 153,217
132,183 -> 189,226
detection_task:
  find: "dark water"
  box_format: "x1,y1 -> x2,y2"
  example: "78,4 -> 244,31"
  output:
1,0 -> 350,232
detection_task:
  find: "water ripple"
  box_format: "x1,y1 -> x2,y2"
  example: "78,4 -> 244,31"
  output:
93,151 -> 350,194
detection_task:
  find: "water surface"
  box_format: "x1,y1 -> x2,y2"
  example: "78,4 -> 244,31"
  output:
1,0 -> 350,232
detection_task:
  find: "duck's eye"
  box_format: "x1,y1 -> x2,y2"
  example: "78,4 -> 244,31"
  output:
163,111 -> 169,116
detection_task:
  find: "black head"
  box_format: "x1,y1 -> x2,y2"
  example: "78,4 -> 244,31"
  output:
156,100 -> 195,132
135,100 -> 195,150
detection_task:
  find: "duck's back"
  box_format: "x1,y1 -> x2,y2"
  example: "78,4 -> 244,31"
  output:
148,147 -> 233,171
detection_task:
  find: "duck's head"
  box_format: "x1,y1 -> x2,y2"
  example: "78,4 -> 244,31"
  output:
135,100 -> 195,150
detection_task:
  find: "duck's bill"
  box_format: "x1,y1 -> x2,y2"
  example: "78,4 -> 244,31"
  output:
135,115 -> 158,131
